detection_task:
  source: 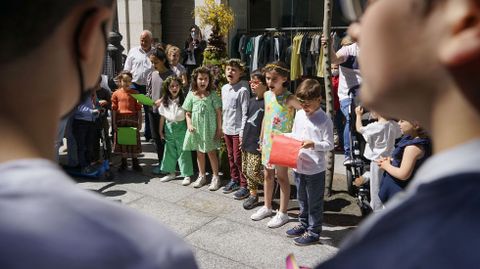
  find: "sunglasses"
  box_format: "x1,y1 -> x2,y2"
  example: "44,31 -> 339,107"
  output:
339,0 -> 369,22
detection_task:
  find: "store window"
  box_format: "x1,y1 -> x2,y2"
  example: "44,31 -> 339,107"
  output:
249,0 -> 349,29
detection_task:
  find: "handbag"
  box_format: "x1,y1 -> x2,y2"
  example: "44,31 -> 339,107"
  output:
269,135 -> 302,168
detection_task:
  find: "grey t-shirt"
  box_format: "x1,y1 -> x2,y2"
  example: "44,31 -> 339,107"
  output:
0,159 -> 198,269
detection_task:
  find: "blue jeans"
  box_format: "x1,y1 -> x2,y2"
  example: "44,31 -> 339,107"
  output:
340,98 -> 352,157
294,171 -> 326,239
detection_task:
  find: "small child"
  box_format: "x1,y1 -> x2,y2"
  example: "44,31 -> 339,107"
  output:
221,59 -> 250,199
241,70 -> 267,210
166,45 -> 188,88
250,61 -> 301,228
377,120 -> 431,204
72,89 -> 100,174
182,67 -> 222,190
158,76 -> 194,185
111,71 -> 143,172
284,78 -> 334,246
354,106 -> 402,212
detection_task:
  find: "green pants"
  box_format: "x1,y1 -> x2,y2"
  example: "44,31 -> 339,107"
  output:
161,120 -> 193,177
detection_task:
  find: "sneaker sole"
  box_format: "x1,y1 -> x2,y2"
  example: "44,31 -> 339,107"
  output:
294,240 -> 319,246
250,213 -> 273,221
286,232 -> 305,238
222,188 -> 240,194
233,194 -> 250,200
267,219 -> 290,228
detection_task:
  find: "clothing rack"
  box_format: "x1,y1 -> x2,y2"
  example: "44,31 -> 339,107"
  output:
237,26 -> 348,35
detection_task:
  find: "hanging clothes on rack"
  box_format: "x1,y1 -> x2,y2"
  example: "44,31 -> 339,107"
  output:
290,33 -> 304,80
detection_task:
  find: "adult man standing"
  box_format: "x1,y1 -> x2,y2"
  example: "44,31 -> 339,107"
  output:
316,0 -> 480,268
0,1 -> 197,268
123,30 -> 154,141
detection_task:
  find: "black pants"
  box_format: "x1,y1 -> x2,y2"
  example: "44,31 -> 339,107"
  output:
147,110 -> 164,162
73,119 -> 96,168
133,82 -> 151,140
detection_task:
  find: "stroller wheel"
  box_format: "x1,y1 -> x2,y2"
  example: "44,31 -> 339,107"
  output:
346,169 -> 355,196
359,199 -> 372,217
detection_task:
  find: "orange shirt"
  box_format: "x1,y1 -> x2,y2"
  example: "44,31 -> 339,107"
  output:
111,88 -> 142,114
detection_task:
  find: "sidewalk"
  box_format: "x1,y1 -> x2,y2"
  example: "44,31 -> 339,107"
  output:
72,141 -> 362,269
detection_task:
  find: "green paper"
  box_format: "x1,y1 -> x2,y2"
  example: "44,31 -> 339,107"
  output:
117,127 -> 138,145
131,93 -> 155,106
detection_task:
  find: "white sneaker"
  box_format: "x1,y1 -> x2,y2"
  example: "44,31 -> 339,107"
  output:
208,175 -> 221,191
192,175 -> 206,188
182,176 -> 192,186
160,173 -> 176,182
267,212 -> 290,228
250,206 -> 273,221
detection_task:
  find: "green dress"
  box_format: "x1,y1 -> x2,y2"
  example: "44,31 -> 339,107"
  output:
261,90 -> 296,167
182,91 -> 222,153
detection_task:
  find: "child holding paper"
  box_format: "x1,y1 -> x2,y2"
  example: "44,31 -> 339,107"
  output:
284,79 -> 334,246
250,61 -> 301,228
111,71 -> 143,172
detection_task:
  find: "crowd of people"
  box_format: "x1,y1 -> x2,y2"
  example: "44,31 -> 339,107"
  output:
3,0 -> 480,268
59,24 -> 436,247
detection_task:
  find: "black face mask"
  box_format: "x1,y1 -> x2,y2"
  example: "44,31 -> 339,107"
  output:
60,8 -> 109,120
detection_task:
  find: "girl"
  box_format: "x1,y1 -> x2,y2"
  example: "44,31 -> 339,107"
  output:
147,46 -> 175,175
182,67 -> 222,190
241,70 -> 267,210
111,71 -> 143,172
250,61 -> 301,228
377,120 -> 431,203
158,76 -> 194,185
166,46 -> 188,88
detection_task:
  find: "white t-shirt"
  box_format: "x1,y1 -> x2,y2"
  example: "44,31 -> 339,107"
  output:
0,159 -> 198,269
171,64 -> 187,78
158,98 -> 186,122
337,43 -> 362,101
359,120 -> 402,161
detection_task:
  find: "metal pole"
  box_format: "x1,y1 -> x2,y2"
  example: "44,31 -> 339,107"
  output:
322,0 -> 335,197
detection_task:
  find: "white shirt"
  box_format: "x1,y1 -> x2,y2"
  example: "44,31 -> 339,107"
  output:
171,64 -> 187,78
337,43 -> 362,101
123,46 -> 153,85
158,98 -> 186,122
0,159 -> 198,268
286,109 -> 334,175
359,120 -> 402,161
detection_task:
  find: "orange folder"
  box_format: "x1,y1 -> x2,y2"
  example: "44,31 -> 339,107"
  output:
269,135 -> 302,168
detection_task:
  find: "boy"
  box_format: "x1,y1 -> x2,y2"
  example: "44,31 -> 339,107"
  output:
354,106 -> 401,212
241,70 -> 267,210
316,0 -> 480,268
220,58 -> 250,196
285,79 -> 334,246
0,1 -> 197,268
166,45 -> 188,88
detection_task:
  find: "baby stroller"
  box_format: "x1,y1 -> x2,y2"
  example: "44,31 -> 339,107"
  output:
344,87 -> 372,217
63,109 -> 114,181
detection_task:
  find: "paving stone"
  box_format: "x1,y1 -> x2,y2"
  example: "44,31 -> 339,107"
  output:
193,248 -> 255,269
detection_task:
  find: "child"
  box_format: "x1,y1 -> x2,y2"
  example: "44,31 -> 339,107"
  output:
147,46 -> 175,175
158,76 -> 194,185
284,79 -> 334,246
241,70 -> 267,210
250,61 -> 301,228
182,67 -> 222,190
354,106 -> 402,212
72,89 -> 100,174
377,120 -> 431,204
93,77 -> 112,162
111,71 -> 143,172
221,59 -> 250,199
167,45 -> 188,88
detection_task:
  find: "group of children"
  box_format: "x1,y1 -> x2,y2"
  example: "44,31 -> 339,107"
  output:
67,48 -> 432,247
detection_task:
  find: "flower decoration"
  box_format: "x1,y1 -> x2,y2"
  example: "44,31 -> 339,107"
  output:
194,0 -> 235,36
